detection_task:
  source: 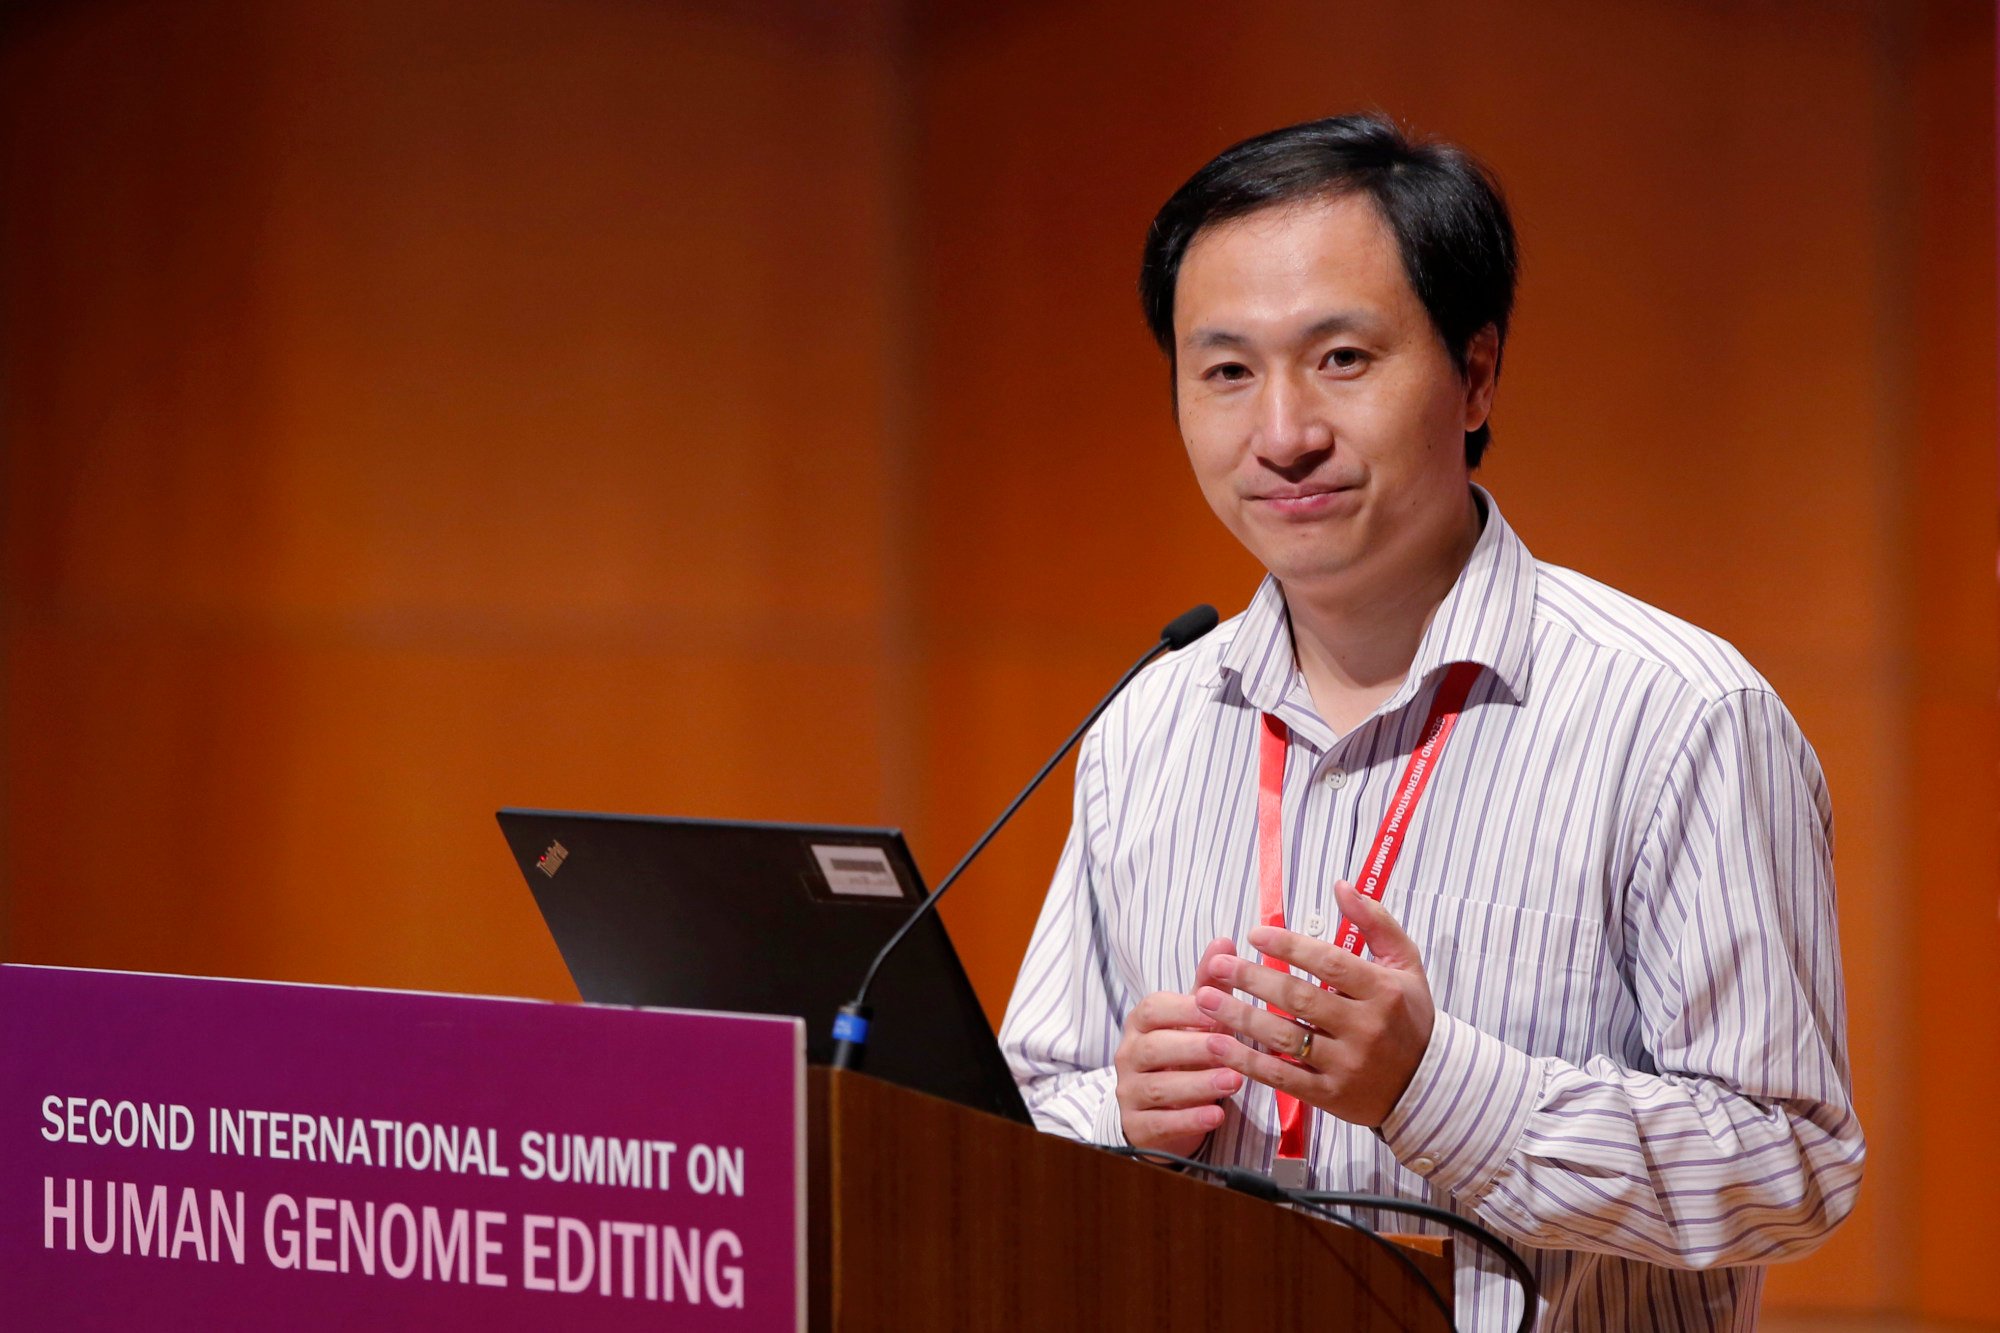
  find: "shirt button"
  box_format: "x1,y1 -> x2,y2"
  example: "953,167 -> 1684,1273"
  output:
1409,1155 -> 1436,1174
1323,767 -> 1347,789
1304,913 -> 1325,935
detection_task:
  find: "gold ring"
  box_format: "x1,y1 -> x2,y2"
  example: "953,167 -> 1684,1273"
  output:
1296,1026 -> 1315,1065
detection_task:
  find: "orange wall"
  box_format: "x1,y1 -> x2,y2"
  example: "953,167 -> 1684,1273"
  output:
1907,3 -> 2000,1322
2,0 -> 917,1001
3,0 -> 1993,1322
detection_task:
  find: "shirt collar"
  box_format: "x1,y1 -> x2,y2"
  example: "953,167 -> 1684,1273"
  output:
1215,484 -> 1536,723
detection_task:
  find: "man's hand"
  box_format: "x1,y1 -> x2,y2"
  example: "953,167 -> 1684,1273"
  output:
1193,882 -> 1435,1128
1114,937 -> 1244,1157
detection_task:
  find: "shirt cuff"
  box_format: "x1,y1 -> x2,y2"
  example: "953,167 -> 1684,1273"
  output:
1091,1071 -> 1130,1147
1377,1010 -> 1544,1202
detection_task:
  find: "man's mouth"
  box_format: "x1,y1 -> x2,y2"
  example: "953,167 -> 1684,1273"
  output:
1249,483 -> 1360,516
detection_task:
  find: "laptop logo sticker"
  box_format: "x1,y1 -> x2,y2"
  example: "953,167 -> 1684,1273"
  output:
810,844 -> 902,898
536,840 -> 569,878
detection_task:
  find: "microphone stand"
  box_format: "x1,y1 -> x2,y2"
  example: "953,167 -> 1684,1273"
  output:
829,605 -> 1218,1069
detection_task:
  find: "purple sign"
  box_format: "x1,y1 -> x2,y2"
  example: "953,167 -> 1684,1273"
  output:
0,965 -> 803,1330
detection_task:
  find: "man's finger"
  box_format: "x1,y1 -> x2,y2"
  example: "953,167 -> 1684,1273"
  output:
1247,924 -> 1396,1000
1127,1103 -> 1227,1143
1125,1067 -> 1243,1112
1128,990 -> 1223,1035
1333,880 -> 1425,972
1194,985 -> 1321,1059
1128,1027 -> 1234,1073
1210,955 -> 1351,1028
1191,937 -> 1238,992
1205,1032 -> 1316,1098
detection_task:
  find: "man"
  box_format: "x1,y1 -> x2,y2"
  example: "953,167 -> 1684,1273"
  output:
998,114 -> 1863,1332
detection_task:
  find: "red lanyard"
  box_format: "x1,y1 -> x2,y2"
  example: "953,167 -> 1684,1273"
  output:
1256,660 -> 1482,1166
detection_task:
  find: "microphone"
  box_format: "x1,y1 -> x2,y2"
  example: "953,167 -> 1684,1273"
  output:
1159,604 -> 1221,651
829,605 -> 1220,1070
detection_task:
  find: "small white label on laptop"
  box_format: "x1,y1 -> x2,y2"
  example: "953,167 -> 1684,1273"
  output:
811,844 -> 904,898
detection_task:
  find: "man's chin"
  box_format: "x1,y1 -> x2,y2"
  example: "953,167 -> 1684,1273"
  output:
1262,556 -> 1367,596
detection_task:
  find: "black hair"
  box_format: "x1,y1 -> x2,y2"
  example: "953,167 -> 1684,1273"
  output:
1139,113 -> 1517,466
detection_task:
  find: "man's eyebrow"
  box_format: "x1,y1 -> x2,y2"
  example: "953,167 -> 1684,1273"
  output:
1300,311 -> 1384,341
1184,326 -> 1252,351
1181,311 -> 1384,352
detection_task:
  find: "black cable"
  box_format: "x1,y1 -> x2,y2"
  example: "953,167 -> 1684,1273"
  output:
1099,1146 -> 1456,1332
1101,1149 -> 1544,1332
1301,1191 -> 1538,1333
1284,1194 -> 1459,1332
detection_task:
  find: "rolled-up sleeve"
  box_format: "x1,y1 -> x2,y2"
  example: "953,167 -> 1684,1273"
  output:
999,730 -> 1135,1145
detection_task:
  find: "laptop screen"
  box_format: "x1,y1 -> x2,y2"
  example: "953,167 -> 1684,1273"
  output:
498,808 -> 1030,1124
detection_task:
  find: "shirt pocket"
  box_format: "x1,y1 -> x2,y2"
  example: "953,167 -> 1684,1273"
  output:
1397,889 -> 1605,1062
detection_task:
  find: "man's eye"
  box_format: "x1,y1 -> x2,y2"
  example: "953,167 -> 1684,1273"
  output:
1324,348 -> 1367,372
1205,363 -> 1251,382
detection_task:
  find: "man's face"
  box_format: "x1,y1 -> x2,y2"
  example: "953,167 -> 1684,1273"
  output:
1172,193 -> 1495,598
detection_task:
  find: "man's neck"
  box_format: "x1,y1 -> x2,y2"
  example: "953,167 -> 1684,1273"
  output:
1282,490 -> 1483,735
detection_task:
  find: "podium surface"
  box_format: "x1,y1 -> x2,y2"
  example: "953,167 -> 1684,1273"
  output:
811,1067 -> 1450,1331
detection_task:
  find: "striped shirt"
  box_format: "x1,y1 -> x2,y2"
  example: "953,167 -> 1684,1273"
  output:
999,487 -> 1864,1332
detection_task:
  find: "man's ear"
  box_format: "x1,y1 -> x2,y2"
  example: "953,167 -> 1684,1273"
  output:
1461,324 -> 1501,433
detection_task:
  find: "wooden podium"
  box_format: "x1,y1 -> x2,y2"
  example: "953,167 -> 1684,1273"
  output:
1,965 -> 1451,1330
809,1069 -> 1451,1332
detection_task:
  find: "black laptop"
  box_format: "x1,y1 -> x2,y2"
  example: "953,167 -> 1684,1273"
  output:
497,808 -> 1030,1123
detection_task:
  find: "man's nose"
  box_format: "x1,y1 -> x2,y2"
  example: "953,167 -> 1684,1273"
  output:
1253,370 -> 1333,471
